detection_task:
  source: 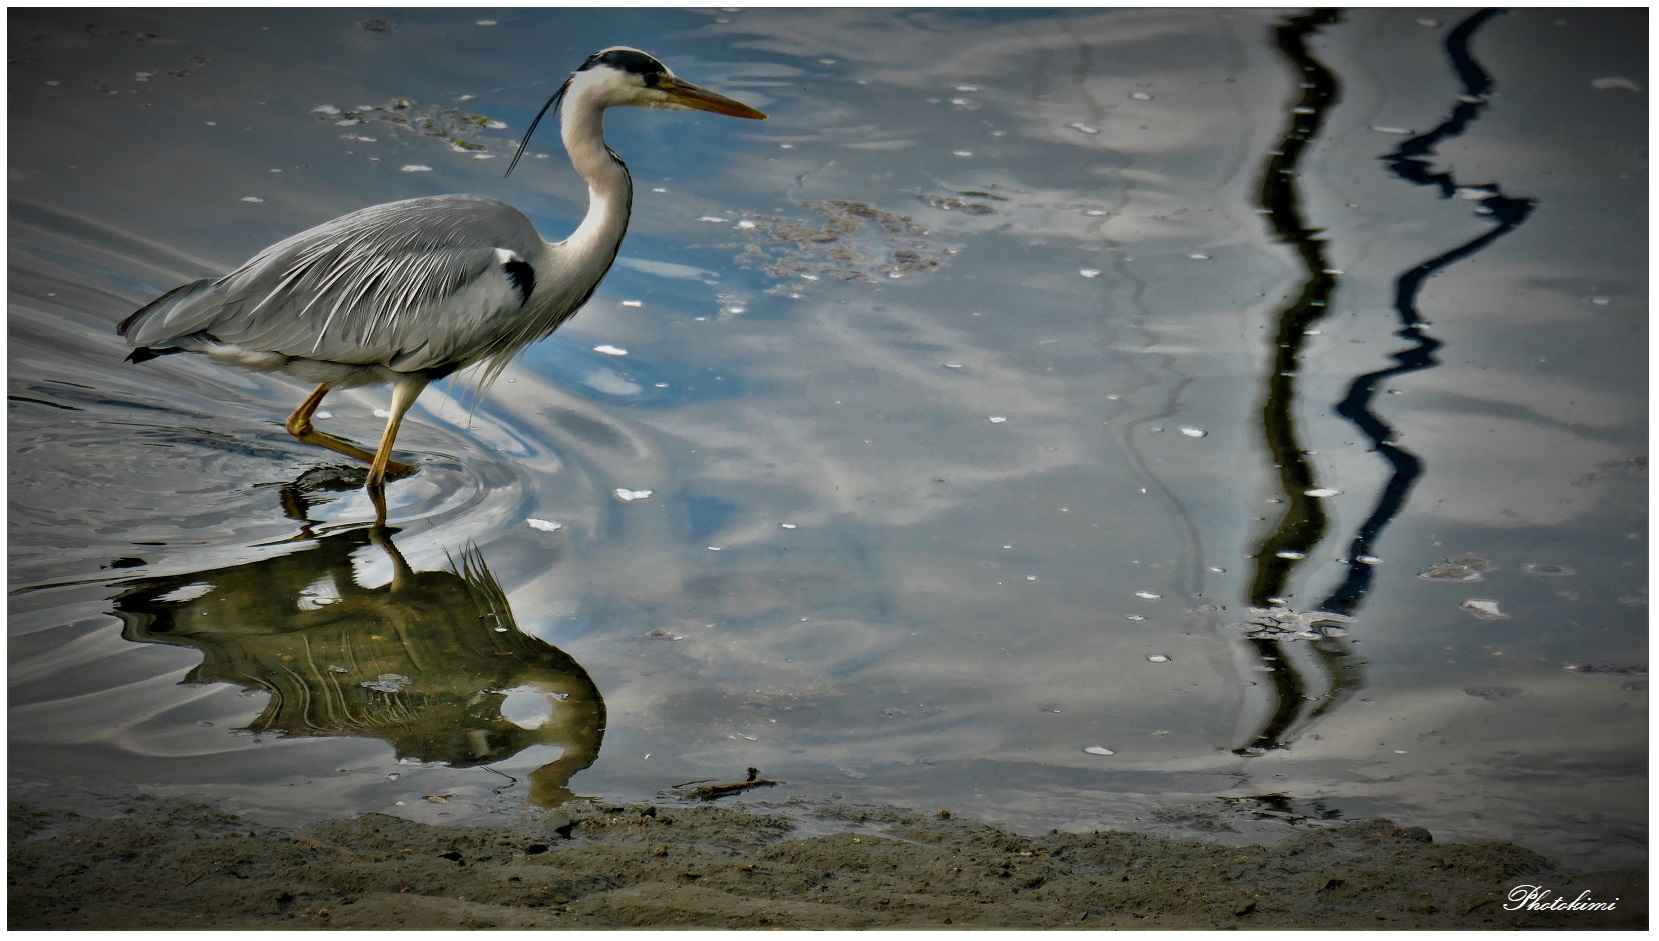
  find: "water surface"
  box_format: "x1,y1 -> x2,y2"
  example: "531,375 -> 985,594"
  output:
9,8 -> 1647,870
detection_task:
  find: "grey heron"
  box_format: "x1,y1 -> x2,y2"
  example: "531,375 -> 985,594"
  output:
120,47 -> 765,524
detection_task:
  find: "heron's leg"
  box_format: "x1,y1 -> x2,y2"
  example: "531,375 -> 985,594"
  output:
284,382 -> 417,476
364,375 -> 431,526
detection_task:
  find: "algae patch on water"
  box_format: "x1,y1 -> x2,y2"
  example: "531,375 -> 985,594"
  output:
727,200 -> 957,292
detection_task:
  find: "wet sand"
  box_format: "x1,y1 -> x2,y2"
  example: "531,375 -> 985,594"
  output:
9,796 -> 1644,930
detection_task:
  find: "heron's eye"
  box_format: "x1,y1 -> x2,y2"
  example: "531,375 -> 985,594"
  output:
643,72 -> 661,87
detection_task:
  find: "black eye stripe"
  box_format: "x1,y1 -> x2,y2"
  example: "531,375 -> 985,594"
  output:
579,48 -> 665,77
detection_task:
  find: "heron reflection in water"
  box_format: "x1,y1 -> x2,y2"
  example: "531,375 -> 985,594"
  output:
119,48 -> 765,523
111,484 -> 604,806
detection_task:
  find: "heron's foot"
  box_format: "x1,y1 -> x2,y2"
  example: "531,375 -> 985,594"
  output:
286,425 -> 419,479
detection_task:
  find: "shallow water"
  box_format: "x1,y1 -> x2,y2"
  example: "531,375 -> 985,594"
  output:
8,8 -> 1647,870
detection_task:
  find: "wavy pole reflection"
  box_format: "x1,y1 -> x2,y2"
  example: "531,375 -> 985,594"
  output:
1320,8 -> 1534,615
109,481 -> 605,807
1234,9 -> 1532,754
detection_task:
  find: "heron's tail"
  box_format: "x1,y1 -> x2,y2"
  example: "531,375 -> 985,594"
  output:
118,278 -> 220,344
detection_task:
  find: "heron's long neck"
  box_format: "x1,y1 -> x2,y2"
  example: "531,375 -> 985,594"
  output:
558,102 -> 632,270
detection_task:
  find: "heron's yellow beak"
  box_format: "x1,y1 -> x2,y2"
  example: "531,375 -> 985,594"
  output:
662,78 -> 767,120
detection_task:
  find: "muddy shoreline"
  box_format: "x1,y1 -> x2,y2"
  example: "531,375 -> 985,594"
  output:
9,796 -> 1644,930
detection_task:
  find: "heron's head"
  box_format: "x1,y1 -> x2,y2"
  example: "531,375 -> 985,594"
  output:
506,47 -> 765,177
570,47 -> 768,119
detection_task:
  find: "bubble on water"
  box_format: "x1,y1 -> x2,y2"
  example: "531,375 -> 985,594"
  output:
1275,550 -> 1307,560
1083,745 -> 1116,756
944,362 -> 964,369
593,344 -> 628,356
1129,91 -> 1153,101
1370,126 -> 1413,135
525,518 -> 563,533
779,522 -> 798,530
1208,566 -> 1227,573
1188,253 -> 1210,261
621,300 -> 643,307
614,488 -> 654,502
1356,555 -> 1382,565
1067,121 -> 1100,135
1523,563 -> 1575,577
1305,488 -> 1342,498
312,104 -> 341,115
1590,76 -> 1642,93
988,415 -> 1008,424
1079,268 -> 1101,278
1590,297 -> 1612,306
698,215 -> 728,223
1125,614 -> 1146,622
952,150 -> 974,158
400,164 -> 433,173
1146,654 -> 1171,663
1134,590 -> 1162,601
1460,599 -> 1509,620
1178,427 -> 1207,438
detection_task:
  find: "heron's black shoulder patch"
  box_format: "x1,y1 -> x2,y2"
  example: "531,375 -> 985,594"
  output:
581,48 -> 664,77
503,257 -> 535,305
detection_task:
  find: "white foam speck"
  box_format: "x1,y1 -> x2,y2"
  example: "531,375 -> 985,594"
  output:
594,344 -> 628,356
1084,745 -> 1116,756
525,518 -> 563,532
400,164 -> 433,172
615,488 -> 654,502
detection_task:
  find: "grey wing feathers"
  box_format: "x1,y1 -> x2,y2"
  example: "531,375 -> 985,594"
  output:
123,196 -> 543,372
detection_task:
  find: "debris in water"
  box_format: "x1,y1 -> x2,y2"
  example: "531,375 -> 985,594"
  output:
525,518 -> 563,533
360,673 -> 412,693
1564,662 -> 1646,676
1230,607 -> 1354,641
731,199 -> 953,288
615,488 -> 654,502
1460,599 -> 1508,620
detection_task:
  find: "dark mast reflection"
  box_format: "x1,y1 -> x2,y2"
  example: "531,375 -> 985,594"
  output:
110,476 -> 605,806
1234,9 -> 1532,754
